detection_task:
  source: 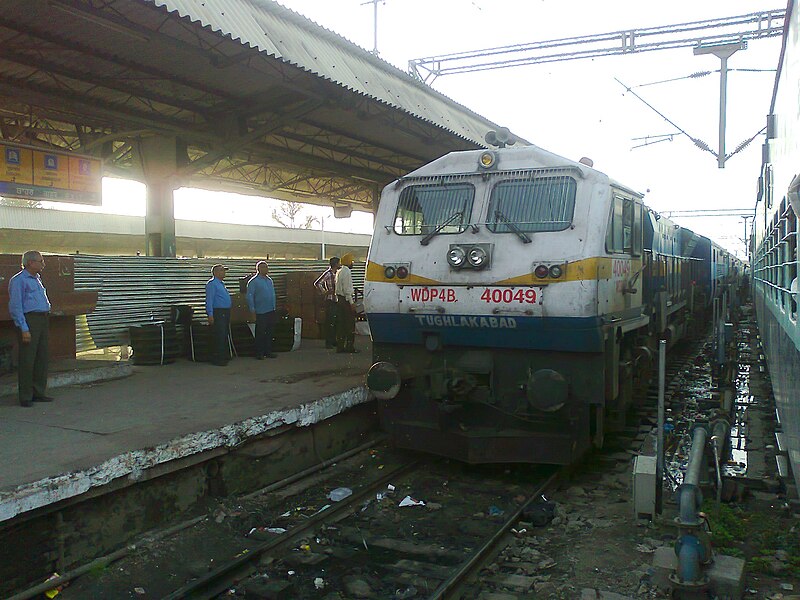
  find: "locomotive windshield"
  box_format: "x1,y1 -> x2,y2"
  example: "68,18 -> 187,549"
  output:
486,176 -> 576,233
393,183 -> 474,235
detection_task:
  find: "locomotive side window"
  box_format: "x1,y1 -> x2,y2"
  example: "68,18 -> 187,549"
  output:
485,176 -> 576,233
606,195 -> 642,255
393,183 -> 474,235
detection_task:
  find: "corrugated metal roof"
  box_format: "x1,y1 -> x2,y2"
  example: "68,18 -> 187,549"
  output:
149,0 -> 524,147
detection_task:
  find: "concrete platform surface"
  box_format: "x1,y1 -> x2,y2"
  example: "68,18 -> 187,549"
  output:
0,358 -> 133,398
0,337 -> 372,522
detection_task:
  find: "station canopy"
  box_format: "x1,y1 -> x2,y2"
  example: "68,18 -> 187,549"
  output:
0,0 -> 524,211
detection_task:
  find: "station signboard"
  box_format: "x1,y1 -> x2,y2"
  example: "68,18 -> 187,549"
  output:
0,141 -> 101,205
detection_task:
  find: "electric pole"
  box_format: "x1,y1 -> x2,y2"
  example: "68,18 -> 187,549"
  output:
694,42 -> 747,168
361,0 -> 384,56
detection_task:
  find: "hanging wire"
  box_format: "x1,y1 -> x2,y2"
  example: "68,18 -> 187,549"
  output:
615,77 -> 716,158
631,132 -> 683,150
633,68 -> 776,88
633,71 -> 713,88
726,126 -> 768,161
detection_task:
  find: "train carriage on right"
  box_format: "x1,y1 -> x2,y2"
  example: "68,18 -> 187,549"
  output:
753,0 -> 800,491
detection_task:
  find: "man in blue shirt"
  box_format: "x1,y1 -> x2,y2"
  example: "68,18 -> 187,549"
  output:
205,264 -> 232,366
8,250 -> 52,407
247,261 -> 277,359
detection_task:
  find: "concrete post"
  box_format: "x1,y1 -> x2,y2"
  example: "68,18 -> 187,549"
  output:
139,136 -> 182,257
146,180 -> 177,257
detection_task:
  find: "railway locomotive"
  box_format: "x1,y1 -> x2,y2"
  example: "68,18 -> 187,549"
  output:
364,137 -> 741,465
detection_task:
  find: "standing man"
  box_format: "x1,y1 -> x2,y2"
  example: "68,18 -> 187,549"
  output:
314,256 -> 340,349
247,260 -> 277,360
205,264 -> 232,366
335,253 -> 357,354
8,251 -> 52,407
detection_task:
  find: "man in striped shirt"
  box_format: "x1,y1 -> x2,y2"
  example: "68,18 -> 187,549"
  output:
335,253 -> 357,353
314,256 -> 340,349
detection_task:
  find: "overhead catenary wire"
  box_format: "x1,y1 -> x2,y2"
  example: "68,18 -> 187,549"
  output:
633,68 -> 777,88
615,77 -> 715,157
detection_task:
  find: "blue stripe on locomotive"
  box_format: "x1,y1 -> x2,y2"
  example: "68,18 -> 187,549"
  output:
368,313 -> 604,352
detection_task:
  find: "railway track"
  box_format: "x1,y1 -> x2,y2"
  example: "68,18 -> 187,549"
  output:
170,460 -> 559,599
55,439 -> 559,599
51,334 -> 721,599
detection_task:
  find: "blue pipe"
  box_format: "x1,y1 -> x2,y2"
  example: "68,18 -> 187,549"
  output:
677,535 -> 704,582
674,425 -> 712,586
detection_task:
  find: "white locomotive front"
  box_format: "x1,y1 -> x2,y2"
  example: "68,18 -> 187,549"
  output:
364,142 -> 648,464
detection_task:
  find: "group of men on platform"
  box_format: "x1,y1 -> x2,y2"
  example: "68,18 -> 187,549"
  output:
204,260 -> 277,366
7,249 -> 361,407
204,252 -> 360,366
313,253 -> 359,354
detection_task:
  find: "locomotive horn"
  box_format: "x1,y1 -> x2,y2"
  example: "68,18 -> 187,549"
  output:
485,128 -> 516,148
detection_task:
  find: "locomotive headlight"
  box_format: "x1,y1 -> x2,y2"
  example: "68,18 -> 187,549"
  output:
549,265 -> 563,278
534,264 -> 549,279
396,266 -> 409,279
467,246 -> 488,268
447,246 -> 466,268
384,266 -> 396,279
479,151 -> 496,169
367,362 -> 401,400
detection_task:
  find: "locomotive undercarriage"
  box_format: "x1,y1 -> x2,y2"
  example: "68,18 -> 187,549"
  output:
373,342 -> 606,464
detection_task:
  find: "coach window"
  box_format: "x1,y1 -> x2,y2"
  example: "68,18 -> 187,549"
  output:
394,183 -> 474,235
787,204 -> 797,318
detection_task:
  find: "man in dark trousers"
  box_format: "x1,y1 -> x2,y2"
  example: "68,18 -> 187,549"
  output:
314,256 -> 340,349
205,264 -> 232,366
335,253 -> 358,353
247,260 -> 277,359
8,250 -> 53,407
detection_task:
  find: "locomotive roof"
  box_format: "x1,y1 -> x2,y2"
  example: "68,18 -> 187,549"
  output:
400,145 -> 644,198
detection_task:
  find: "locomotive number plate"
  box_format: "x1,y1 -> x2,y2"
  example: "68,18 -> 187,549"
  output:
403,286 -> 542,306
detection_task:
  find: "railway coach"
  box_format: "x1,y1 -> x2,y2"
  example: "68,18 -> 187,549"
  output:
364,137 -> 736,464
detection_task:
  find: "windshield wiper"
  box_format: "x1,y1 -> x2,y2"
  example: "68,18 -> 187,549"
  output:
420,211 -> 463,246
493,210 -> 532,243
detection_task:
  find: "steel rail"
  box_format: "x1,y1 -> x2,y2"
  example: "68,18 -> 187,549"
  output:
427,469 -> 561,600
162,461 -> 420,600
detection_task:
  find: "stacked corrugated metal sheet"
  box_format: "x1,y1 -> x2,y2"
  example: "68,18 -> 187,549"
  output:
74,255 -> 364,352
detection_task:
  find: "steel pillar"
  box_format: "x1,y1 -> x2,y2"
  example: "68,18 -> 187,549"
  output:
139,136 -> 182,257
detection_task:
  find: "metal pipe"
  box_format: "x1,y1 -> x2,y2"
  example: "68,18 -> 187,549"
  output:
685,426 -> 708,488
678,427 -> 707,526
678,538 -> 702,583
710,419 -> 730,504
712,437 -> 723,504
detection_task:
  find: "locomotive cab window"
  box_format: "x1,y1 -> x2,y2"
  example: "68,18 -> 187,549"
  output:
485,176 -> 576,233
393,183 -> 474,235
606,195 -> 642,255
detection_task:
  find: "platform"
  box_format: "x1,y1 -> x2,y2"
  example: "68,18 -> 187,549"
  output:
0,357 -> 133,398
0,337 -> 372,522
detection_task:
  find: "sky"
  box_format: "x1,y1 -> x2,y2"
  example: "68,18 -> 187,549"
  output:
48,0 -> 785,256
